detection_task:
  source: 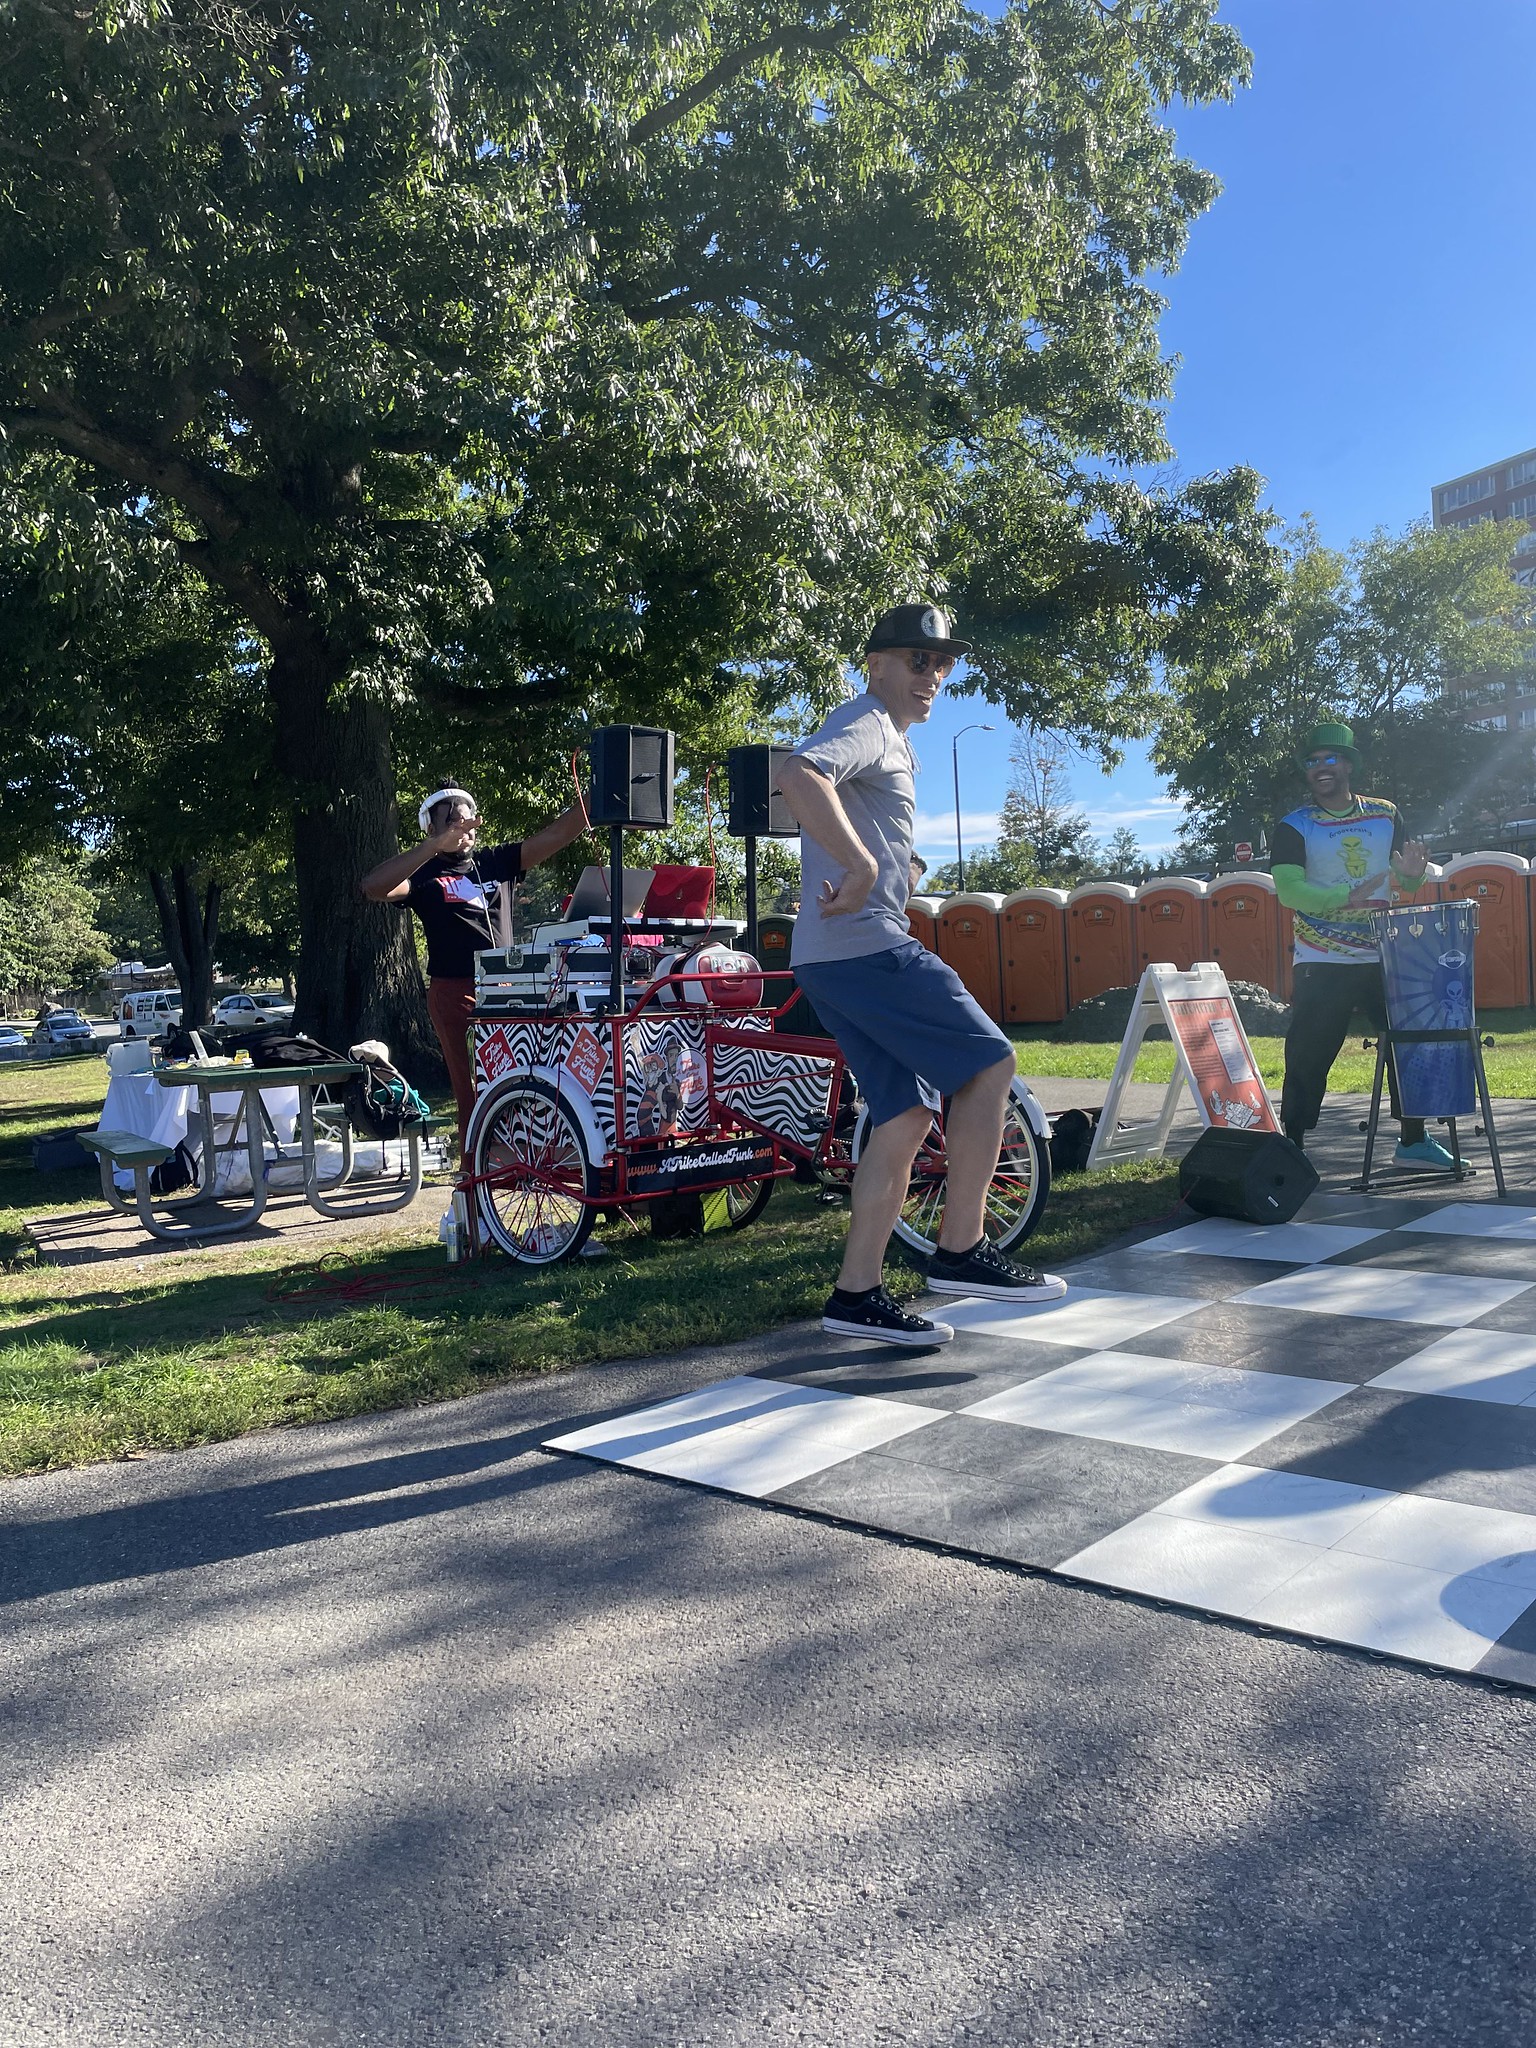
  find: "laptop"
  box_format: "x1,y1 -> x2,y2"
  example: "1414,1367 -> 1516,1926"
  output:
566,865 -> 654,919
643,865 -> 716,919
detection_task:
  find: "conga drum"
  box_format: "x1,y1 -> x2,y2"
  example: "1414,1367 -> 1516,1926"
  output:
1375,900 -> 1479,1118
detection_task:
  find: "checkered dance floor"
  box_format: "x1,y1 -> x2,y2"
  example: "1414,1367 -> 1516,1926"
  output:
546,1194 -> 1536,1687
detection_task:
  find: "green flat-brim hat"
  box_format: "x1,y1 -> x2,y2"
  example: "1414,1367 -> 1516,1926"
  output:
1298,720 -> 1361,773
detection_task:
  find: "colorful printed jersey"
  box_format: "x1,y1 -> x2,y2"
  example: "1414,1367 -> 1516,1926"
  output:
1272,797 -> 1405,964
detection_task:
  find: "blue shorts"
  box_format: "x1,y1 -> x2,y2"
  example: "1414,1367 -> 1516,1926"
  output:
793,940 -> 1014,1127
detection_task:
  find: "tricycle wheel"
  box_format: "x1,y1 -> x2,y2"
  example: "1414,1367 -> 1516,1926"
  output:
469,1076 -> 596,1265
850,1075 -> 1051,1258
720,1176 -> 774,1230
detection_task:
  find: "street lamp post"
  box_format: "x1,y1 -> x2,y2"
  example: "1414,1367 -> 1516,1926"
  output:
952,722 -> 995,892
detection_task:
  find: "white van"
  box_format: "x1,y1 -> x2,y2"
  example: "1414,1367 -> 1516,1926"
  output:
119,990 -> 182,1039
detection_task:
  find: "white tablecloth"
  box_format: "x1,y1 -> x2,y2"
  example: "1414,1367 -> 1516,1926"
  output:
96,1073 -> 302,1190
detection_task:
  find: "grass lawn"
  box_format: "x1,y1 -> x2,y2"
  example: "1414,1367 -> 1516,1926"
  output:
0,1056 -> 1180,1479
1010,1008 -> 1536,1098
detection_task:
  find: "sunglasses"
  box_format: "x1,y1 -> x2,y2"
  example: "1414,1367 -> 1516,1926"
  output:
902,648 -> 955,675
1305,753 -> 1343,768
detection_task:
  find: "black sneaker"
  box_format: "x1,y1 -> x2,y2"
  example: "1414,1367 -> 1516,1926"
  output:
927,1238 -> 1068,1302
822,1287 -> 954,1347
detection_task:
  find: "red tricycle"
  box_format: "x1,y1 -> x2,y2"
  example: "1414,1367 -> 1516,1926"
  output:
462,955 -> 1051,1266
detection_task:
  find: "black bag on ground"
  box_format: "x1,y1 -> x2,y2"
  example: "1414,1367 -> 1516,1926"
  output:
1049,1107 -> 1100,1174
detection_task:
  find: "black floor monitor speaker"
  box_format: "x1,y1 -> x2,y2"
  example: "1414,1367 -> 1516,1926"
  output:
727,744 -> 799,838
1178,1127 -> 1318,1225
589,725 -> 675,828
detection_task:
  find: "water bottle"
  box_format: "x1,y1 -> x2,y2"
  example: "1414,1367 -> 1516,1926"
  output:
444,1207 -> 461,1264
450,1187 -> 471,1259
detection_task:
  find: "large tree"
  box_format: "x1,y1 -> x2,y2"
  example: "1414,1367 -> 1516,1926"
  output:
0,0 -> 1269,1048
1156,518 -> 1536,859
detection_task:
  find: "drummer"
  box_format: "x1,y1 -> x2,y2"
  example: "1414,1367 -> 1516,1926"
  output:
361,782 -> 590,1155
1273,721 -> 1451,1169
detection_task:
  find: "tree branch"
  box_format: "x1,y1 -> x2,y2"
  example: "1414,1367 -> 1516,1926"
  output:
628,23 -> 859,147
7,398 -> 244,541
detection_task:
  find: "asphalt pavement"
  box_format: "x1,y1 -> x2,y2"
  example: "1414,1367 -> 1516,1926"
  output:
4,1296 -> 1535,2048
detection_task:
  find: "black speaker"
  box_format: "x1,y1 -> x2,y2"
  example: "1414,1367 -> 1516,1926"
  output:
1177,1127 -> 1318,1224
727,744 -> 798,838
588,726 -> 675,828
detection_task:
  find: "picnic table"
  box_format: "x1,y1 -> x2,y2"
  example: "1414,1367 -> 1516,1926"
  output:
81,1059 -> 429,1241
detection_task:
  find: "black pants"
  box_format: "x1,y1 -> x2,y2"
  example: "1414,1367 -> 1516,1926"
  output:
1281,962 -> 1425,1141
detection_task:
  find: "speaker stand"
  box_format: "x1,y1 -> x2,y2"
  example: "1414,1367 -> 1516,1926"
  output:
607,824 -> 626,1016
744,835 -> 759,958
1353,1026 -> 1506,1195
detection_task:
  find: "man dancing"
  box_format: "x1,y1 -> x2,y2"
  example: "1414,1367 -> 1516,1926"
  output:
1273,721 -> 1452,1169
777,603 -> 1065,1347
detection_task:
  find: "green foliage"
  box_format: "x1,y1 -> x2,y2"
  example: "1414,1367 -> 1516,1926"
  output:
0,856 -> 114,998
0,0 -> 1273,1043
1156,518 -> 1536,853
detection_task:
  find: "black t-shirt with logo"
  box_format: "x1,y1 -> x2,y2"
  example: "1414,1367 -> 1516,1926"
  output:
406,843 -> 523,979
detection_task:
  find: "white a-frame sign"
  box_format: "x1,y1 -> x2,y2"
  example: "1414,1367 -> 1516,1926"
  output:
1085,961 -> 1279,1171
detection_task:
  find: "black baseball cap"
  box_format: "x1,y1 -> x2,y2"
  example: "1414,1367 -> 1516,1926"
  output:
864,603 -> 972,658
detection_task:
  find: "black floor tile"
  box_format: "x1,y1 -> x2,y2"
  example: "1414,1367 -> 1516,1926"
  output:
1106,1301 -> 1440,1382
754,1336 -> 1087,1412
1470,1294 -> 1536,1335
1246,1386 -> 1536,1514
771,1419 -> 1212,1569
1323,1235 -> 1536,1280
1476,1600 -> 1536,1687
1057,1250 -> 1305,1300
1297,1191 -> 1443,1227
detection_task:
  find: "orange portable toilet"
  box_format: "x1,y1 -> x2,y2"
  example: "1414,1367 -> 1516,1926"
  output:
907,893 -> 942,952
1066,882 -> 1138,1009
937,892 -> 1006,1021
1000,888 -> 1070,1024
1207,871 -> 1281,996
1135,876 -> 1209,973
1439,852 -> 1532,1011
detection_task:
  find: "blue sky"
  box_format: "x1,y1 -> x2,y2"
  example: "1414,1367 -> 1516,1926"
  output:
915,0 -> 1536,866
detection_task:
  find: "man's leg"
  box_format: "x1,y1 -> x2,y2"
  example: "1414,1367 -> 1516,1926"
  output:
1281,966 -> 1359,1142
837,1103 -> 934,1293
931,1048 -> 1015,1254
426,977 -> 477,1157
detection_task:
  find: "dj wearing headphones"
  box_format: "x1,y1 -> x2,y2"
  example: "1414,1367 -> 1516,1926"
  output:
361,783 -> 590,1153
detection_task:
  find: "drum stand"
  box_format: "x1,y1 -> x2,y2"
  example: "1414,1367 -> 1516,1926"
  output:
1354,1027 -> 1507,1196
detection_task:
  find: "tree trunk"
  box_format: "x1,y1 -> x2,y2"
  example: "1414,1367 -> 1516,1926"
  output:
266,640 -> 441,1081
147,865 -> 221,1028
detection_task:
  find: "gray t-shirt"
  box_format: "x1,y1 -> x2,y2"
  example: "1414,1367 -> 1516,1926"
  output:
790,693 -> 917,965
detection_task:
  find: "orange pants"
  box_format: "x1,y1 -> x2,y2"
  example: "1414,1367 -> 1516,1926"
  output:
427,976 -> 477,1157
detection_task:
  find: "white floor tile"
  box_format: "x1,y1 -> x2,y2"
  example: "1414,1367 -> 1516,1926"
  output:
1143,1218 -> 1386,1264
1399,1202 -> 1536,1242
546,1375 -> 791,1456
1061,1511 -> 1324,1612
1334,1493 -> 1536,1592
1154,1463 -> 1393,1546
941,1287 -> 1204,1350
548,1377 -> 939,1497
1233,1265 -> 1531,1329
965,1352 -> 1348,1462
1369,1329 -> 1536,1406
1251,1550 -> 1536,1671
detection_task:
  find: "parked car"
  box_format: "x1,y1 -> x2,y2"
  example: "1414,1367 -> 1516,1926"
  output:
33,1009 -> 96,1050
214,991 -> 296,1029
0,1024 -> 28,1059
119,990 -> 182,1039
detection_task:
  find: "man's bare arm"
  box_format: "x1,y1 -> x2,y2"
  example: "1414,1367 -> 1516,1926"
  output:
360,818 -> 476,902
775,757 -> 878,917
519,800 -> 592,872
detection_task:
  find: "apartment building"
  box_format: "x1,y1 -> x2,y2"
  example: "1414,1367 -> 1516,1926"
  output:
1432,443 -> 1536,733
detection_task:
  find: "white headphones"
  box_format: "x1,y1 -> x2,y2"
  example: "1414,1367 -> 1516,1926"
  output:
418,786 -> 477,834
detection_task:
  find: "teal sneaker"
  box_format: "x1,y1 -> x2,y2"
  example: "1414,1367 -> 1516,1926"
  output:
1394,1137 -> 1457,1173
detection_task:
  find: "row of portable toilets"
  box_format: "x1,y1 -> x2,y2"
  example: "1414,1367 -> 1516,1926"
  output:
789,852 -> 1534,1026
